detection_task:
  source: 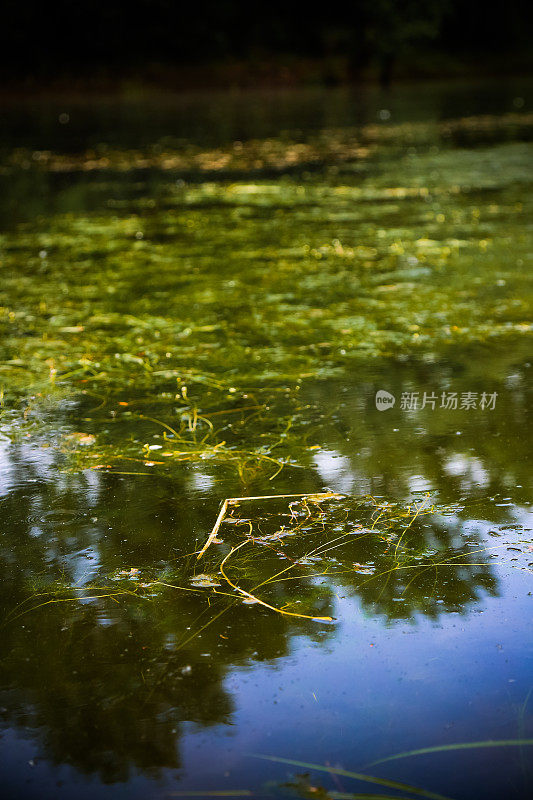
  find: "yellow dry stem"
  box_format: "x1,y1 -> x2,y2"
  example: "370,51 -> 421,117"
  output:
197,492 -> 344,559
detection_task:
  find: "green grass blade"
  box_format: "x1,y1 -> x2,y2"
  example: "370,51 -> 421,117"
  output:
253,755 -> 455,800
367,739 -> 533,767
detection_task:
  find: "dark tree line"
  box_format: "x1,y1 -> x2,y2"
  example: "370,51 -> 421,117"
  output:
1,0 -> 531,83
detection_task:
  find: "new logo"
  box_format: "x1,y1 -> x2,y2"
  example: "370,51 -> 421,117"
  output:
375,390 -> 395,410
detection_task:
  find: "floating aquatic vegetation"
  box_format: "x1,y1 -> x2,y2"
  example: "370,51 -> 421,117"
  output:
0,494 -> 420,626
197,491 -> 345,558
190,573 -> 222,588
1,112 -> 532,434
16,485 -> 532,630
55,402 -> 305,481
4,113 -> 532,176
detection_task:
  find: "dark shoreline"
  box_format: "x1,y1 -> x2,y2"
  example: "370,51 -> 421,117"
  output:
1,53 -> 531,99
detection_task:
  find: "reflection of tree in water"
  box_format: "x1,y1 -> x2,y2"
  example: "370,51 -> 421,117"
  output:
2,602 -> 228,781
300,349 -> 532,507
341,510 -> 500,620
0,446 -> 331,780
0,435 -> 502,780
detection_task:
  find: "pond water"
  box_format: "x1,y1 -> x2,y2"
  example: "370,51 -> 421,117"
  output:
0,80 -> 532,800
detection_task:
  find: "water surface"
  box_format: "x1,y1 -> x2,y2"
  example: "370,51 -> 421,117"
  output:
0,80 -> 532,800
